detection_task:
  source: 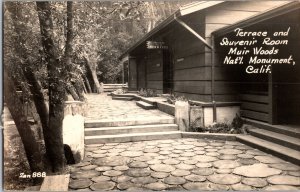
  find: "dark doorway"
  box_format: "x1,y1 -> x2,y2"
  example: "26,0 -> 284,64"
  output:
163,49 -> 173,94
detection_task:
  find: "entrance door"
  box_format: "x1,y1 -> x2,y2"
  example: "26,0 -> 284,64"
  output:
128,58 -> 137,90
163,49 -> 173,94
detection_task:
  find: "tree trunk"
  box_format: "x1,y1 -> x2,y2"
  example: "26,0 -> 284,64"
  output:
6,2 -> 51,171
82,74 -> 92,93
85,58 -> 101,93
67,85 -> 79,101
84,59 -> 95,92
4,70 -> 44,177
64,1 -> 85,100
73,78 -> 85,101
91,69 -> 101,93
82,80 -> 88,93
37,2 -> 66,173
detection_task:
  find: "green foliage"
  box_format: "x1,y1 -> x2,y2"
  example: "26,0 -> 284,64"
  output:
138,88 -> 158,97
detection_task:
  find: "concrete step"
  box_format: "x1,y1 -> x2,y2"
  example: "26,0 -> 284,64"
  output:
140,97 -> 156,106
136,101 -> 156,110
85,131 -> 182,144
249,129 -> 300,151
236,135 -> 300,165
112,96 -> 134,101
111,93 -> 137,98
245,119 -> 300,138
85,116 -> 175,128
85,124 -> 179,136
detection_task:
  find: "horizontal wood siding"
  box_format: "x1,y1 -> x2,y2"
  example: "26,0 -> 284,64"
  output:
137,58 -> 146,89
147,80 -> 163,90
241,102 -> 268,113
240,93 -> 269,122
174,91 -> 239,102
147,72 -> 162,81
129,58 -> 137,90
240,94 -> 268,104
201,1 -> 289,103
146,50 -> 163,91
171,17 -> 210,100
240,110 -> 269,122
174,53 -> 206,70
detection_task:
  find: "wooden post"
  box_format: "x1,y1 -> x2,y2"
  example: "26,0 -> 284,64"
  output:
268,69 -> 278,124
175,101 -> 190,132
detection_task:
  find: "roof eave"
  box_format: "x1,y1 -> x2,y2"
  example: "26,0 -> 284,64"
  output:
212,1 -> 300,37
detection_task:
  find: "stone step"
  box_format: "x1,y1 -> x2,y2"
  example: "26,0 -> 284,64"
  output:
111,93 -> 137,98
249,129 -> 300,151
245,119 -> 300,138
85,116 -> 175,128
236,135 -> 300,165
136,101 -> 156,110
112,96 -> 135,101
140,97 -> 156,106
85,124 -> 179,136
85,131 -> 182,144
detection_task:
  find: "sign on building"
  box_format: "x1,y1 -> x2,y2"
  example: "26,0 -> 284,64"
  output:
146,41 -> 168,49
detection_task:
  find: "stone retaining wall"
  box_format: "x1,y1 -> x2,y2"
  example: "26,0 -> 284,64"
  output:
63,101 -> 86,163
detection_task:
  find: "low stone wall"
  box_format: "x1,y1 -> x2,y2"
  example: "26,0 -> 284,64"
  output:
203,106 -> 240,126
103,84 -> 127,92
157,101 -> 175,116
175,101 -> 240,131
63,101 -> 86,163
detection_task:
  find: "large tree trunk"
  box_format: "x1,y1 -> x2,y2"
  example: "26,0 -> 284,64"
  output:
6,2 -> 50,171
64,1 -> 85,101
23,68 -> 49,131
4,70 -> 44,177
37,2 -> 66,173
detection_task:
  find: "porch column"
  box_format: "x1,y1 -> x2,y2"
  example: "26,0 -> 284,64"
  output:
268,69 -> 278,124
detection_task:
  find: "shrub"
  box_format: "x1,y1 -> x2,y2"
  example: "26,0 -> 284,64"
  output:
138,88 -> 158,97
112,89 -> 125,94
190,113 -> 247,134
165,94 -> 188,105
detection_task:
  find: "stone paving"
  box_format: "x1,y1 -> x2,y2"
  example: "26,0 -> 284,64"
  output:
69,138 -> 300,191
85,94 -> 172,121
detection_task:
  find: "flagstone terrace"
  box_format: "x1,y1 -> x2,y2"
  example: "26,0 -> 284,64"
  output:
67,93 -> 300,191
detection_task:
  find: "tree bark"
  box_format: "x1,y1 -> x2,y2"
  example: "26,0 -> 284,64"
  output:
64,1 -> 85,100
84,58 -> 95,92
82,74 -> 92,93
67,85 -> 79,101
4,70 -> 44,176
6,2 -> 51,171
85,58 -> 101,93
91,69 -> 101,93
37,2 -> 66,173
73,78 -> 85,101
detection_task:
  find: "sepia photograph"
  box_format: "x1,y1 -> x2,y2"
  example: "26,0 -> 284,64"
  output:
2,1 -> 300,191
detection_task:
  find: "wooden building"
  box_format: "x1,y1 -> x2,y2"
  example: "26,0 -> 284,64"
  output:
120,1 -> 300,126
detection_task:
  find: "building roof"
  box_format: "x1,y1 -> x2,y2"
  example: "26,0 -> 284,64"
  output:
212,1 -> 299,37
119,1 -> 224,60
